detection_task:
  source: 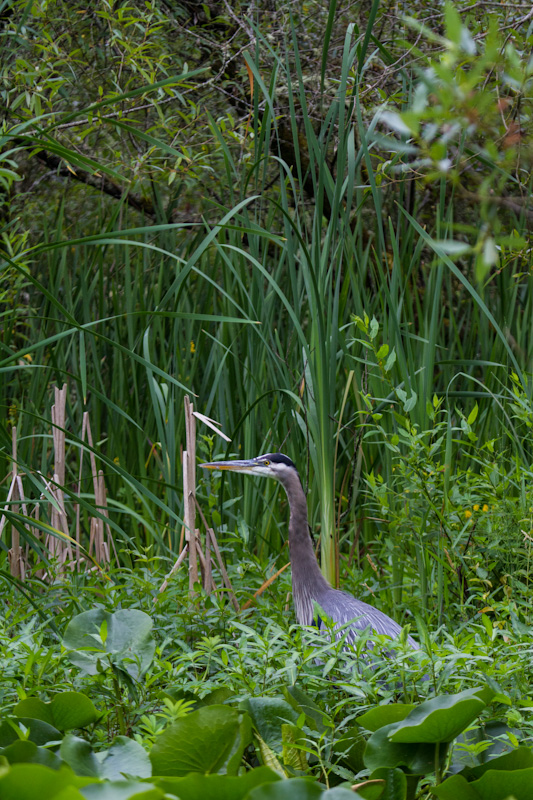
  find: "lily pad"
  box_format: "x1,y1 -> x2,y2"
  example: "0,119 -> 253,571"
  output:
62,609 -> 155,679
388,688 -> 492,744
150,705 -> 251,777
0,718 -> 61,748
14,692 -> 99,731
240,696 -> 300,754
152,766 -> 282,799
357,704 -> 415,733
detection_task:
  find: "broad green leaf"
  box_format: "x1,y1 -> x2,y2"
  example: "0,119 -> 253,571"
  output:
357,705 -> 416,733
81,780 -> 163,799
0,718 -> 61,747
0,740 -> 62,769
0,764 -> 88,800
96,736 -> 151,780
364,722 -> 443,774
433,766 -> 533,800
14,692 -> 99,731
152,766 -> 281,800
322,790 -> 366,800
149,705 -> 251,777
431,774 -> 480,800
62,610 -> 155,679
365,768 -> 406,800
388,688 -> 492,743
467,404 -> 479,425
246,778 -> 327,799
467,768 -> 533,800
60,735 -> 100,778
240,697 -> 300,754
463,746 -> 533,780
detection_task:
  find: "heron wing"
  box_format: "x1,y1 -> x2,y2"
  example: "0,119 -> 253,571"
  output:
316,589 -> 418,650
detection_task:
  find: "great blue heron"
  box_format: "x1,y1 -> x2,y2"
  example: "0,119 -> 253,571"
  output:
201,452 -> 418,652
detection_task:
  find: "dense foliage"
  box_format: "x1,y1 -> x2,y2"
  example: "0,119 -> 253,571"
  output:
1,1 -> 533,797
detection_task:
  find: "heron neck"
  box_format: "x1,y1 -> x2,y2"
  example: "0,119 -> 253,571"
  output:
286,482 -> 330,619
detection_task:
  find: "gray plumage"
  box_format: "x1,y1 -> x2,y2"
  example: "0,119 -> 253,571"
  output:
201,452 -> 418,652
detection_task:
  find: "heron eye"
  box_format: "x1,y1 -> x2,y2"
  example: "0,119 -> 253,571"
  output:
262,459 -> 270,466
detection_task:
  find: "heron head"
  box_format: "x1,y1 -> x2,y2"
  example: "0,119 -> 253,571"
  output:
200,452 -> 297,483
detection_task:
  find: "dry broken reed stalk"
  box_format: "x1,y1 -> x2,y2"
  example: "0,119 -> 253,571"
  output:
158,398 -> 240,612
0,384 -> 113,578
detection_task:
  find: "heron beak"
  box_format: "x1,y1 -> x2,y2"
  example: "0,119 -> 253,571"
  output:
200,459 -> 258,473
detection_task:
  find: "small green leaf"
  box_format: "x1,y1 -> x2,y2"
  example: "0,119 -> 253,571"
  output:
444,2 -> 463,45
384,348 -> 396,372
467,403 -> 479,425
369,317 -> 379,340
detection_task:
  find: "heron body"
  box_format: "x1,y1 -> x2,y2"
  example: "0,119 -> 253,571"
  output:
201,452 -> 418,652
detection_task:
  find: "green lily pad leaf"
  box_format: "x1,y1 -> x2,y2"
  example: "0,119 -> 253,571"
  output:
0,740 -> 62,769
81,780 -> 163,799
62,610 -> 155,679
0,763 -> 88,800
60,734 -> 100,777
364,722 -> 444,775
468,767 -> 533,800
0,718 -> 62,747
14,693 -> 99,732
96,736 -> 152,780
240,697 -> 300,754
436,755 -> 533,800
355,769 -> 403,800
246,778 -> 326,800
12,699 -> 55,726
463,745 -> 533,781
433,768 -> 533,800
150,705 -> 251,777
60,734 -> 151,780
247,778 -> 363,799
357,705 -> 416,733
432,774 -> 479,800
389,688 -> 491,744
322,787 -> 365,799
152,766 -> 282,799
